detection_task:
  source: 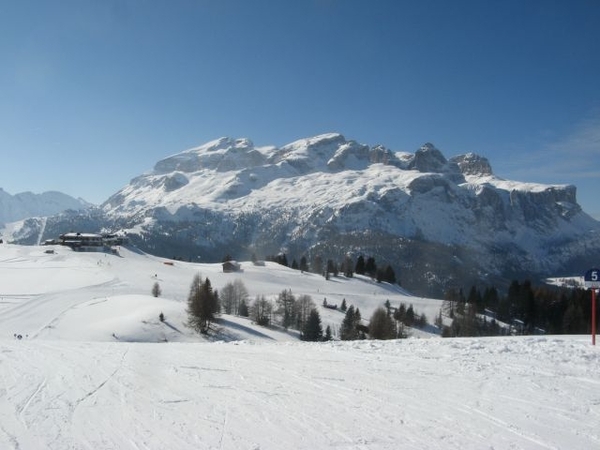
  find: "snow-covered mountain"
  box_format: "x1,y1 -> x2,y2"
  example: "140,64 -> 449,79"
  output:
0,188 -> 90,224
7,134 -> 600,295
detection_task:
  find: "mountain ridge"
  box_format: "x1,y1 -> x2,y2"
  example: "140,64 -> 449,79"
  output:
4,133 -> 599,295
0,188 -> 91,224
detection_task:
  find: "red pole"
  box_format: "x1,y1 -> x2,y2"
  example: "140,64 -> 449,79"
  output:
593,288 -> 597,346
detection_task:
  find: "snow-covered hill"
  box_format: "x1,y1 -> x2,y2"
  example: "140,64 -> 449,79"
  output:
0,243 -> 598,449
0,243 -> 434,343
0,188 -> 90,224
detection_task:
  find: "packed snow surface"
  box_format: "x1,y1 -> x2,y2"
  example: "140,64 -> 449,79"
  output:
0,244 -> 599,449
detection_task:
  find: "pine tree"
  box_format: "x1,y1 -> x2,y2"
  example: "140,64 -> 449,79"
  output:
324,325 -> 332,341
340,298 -> 347,312
343,254 -> 354,278
340,305 -> 357,340
296,294 -> 315,330
299,256 -> 309,272
355,255 -> 365,275
312,255 -> 323,275
302,309 -> 323,341
365,257 -> 377,278
238,298 -> 249,317
405,304 -> 415,326
369,307 -> 396,340
186,274 -> 219,334
394,303 -> 406,324
384,265 -> 396,284
186,273 -> 204,333
151,281 -> 162,298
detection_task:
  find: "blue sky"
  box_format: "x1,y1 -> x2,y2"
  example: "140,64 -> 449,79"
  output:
1,0 -> 599,219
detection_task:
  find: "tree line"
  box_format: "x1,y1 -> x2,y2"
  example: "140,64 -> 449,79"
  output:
266,253 -> 399,285
440,280 -> 598,337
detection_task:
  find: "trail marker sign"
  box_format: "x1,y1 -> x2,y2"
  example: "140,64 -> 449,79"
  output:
584,268 -> 600,289
584,268 -> 599,346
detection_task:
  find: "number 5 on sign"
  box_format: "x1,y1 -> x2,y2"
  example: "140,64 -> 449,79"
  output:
584,268 -> 600,287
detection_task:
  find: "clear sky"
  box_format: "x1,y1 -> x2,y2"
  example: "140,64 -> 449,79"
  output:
1,0 -> 599,219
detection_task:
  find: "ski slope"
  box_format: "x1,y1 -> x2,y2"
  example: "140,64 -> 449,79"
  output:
0,244 -> 439,342
0,244 -> 599,449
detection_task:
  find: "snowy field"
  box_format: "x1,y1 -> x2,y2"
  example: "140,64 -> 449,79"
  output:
0,244 -> 599,449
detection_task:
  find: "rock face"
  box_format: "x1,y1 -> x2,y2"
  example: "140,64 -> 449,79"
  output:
8,134 -> 600,296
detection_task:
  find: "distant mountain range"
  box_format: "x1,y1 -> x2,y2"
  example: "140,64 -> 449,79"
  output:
3,134 -> 600,296
0,188 -> 90,224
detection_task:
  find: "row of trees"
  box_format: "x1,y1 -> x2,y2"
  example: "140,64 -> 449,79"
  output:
246,289 -> 330,341
339,301 -> 429,341
441,280 -> 599,336
184,275 -> 331,342
182,275 -> 432,341
266,253 -> 399,285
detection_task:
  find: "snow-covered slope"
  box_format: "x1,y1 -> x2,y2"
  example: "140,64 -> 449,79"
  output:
0,188 -> 90,224
0,243 -> 598,449
0,243 -> 434,343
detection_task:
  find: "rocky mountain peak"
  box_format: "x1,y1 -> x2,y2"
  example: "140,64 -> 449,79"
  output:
410,143 -> 449,173
451,153 -> 493,176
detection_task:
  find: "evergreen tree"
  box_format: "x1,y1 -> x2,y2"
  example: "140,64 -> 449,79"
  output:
302,309 -> 323,341
324,325 -> 332,341
343,254 -> 354,278
312,255 -> 323,275
299,256 -> 309,272
238,298 -> 249,317
467,285 -> 482,312
296,294 -> 315,330
326,259 -> 336,277
340,305 -> 357,340
186,274 -> 219,334
384,265 -> 397,284
355,255 -> 365,275
340,298 -> 347,312
186,273 -> 203,332
151,281 -> 162,298
369,307 -> 396,340
405,304 -> 415,326
394,302 -> 407,323
365,257 -> 377,278
384,299 -> 391,315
